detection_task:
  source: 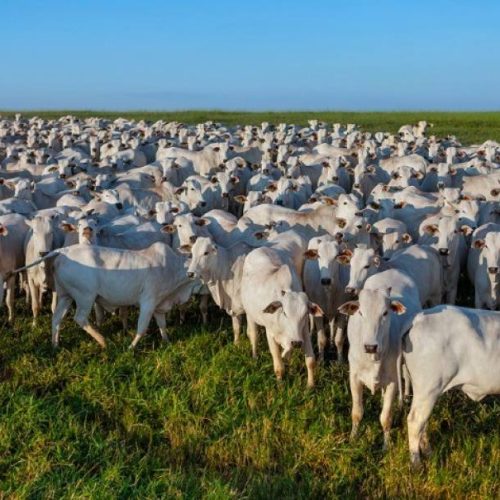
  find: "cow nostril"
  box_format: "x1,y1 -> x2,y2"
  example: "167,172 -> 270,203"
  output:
488,267 -> 498,274
320,278 -> 331,286
364,344 -> 378,354
116,202 -> 123,209
353,183 -> 360,189
439,248 -> 449,256
345,287 -> 356,296
187,272 -> 195,279
291,340 -> 303,348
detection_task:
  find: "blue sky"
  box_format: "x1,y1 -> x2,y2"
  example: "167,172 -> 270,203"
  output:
1,0 -> 500,110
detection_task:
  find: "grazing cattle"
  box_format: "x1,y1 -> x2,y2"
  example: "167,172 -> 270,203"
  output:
404,306 -> 500,466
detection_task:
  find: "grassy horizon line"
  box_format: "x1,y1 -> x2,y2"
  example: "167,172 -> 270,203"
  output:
2,110 -> 500,144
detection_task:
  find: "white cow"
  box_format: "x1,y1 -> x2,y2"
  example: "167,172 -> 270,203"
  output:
404,306 -> 500,466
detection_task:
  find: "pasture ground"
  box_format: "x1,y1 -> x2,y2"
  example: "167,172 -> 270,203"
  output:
0,112 -> 498,498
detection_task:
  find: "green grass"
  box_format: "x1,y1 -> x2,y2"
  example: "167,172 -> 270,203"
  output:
0,299 -> 498,499
3,110 -> 500,145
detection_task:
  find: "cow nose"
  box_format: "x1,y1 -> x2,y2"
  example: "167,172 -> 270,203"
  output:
345,287 -> 356,296
59,173 -> 66,179
320,277 -> 332,286
488,267 -> 498,274
437,182 -> 444,189
161,176 -> 167,182
200,201 -> 207,207
218,163 -> 225,169
222,192 -> 229,198
353,183 -> 360,189
187,271 -> 195,279
364,344 -> 378,354
439,248 -> 449,256
331,176 -> 339,181
335,232 -> 344,242
115,202 -> 123,209
189,235 -> 198,244
291,340 -> 303,348
39,251 -> 49,257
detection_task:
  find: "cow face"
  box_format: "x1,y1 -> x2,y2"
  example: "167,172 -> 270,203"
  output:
474,233 -> 500,285
27,215 -> 54,256
343,247 -> 380,295
187,237 -> 217,280
263,290 -> 323,357
339,288 -> 406,361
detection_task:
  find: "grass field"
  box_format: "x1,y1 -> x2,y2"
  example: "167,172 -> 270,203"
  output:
0,111 -> 499,498
3,110 -> 500,145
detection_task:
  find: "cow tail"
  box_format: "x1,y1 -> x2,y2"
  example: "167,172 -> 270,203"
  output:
5,248 -> 65,278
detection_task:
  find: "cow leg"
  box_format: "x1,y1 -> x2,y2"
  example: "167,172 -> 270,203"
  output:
51,294 -> 72,347
350,372 -> 364,440
29,278 -> 40,324
265,329 -> 284,381
246,318 -> 259,358
231,314 -> 242,345
178,304 -> 186,324
130,304 -> 154,349
154,312 -> 168,342
334,323 -> 345,363
302,329 -> 316,389
407,394 -> 438,467
199,294 -> 209,324
51,291 -> 57,314
314,316 -> 326,363
74,300 -> 106,348
309,314 -> 315,335
94,303 -> 105,328
403,363 -> 412,399
119,307 -> 129,334
380,381 -> 397,450
4,277 -> 16,323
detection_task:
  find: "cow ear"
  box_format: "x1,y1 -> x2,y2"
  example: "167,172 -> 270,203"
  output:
491,188 -> 500,197
338,300 -> 359,316
423,224 -> 438,235
402,233 -> 412,243
309,302 -> 324,317
336,218 -> 346,229
394,201 -> 406,209
304,249 -> 319,260
195,218 -> 208,227
148,209 -> 157,217
254,231 -> 269,240
321,196 -> 337,206
449,167 -> 457,176
460,194 -> 472,201
390,300 -> 406,315
370,201 -> 380,210
472,239 -> 486,249
372,255 -> 381,267
263,301 -> 282,314
234,195 -> 247,204
179,244 -> 192,253
266,182 -> 277,192
460,225 -> 473,236
61,222 -> 76,233
212,146 -> 220,152
335,249 -> 352,266
161,224 -> 176,233
0,225 -> 8,236
174,187 -> 186,195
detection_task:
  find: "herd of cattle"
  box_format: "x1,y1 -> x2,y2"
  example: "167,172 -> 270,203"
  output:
0,114 -> 499,466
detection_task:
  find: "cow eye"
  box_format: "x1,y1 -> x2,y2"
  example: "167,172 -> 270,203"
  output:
203,251 -> 209,256
364,265 -> 370,269
383,311 -> 388,316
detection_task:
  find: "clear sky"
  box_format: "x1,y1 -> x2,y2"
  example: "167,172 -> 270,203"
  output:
2,0 -> 500,110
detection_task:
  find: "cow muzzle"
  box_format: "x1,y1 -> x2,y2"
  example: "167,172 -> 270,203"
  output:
345,287 -> 357,296
488,267 -> 498,275
187,271 -> 195,279
115,202 -> 123,210
320,277 -> 332,286
439,248 -> 449,256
